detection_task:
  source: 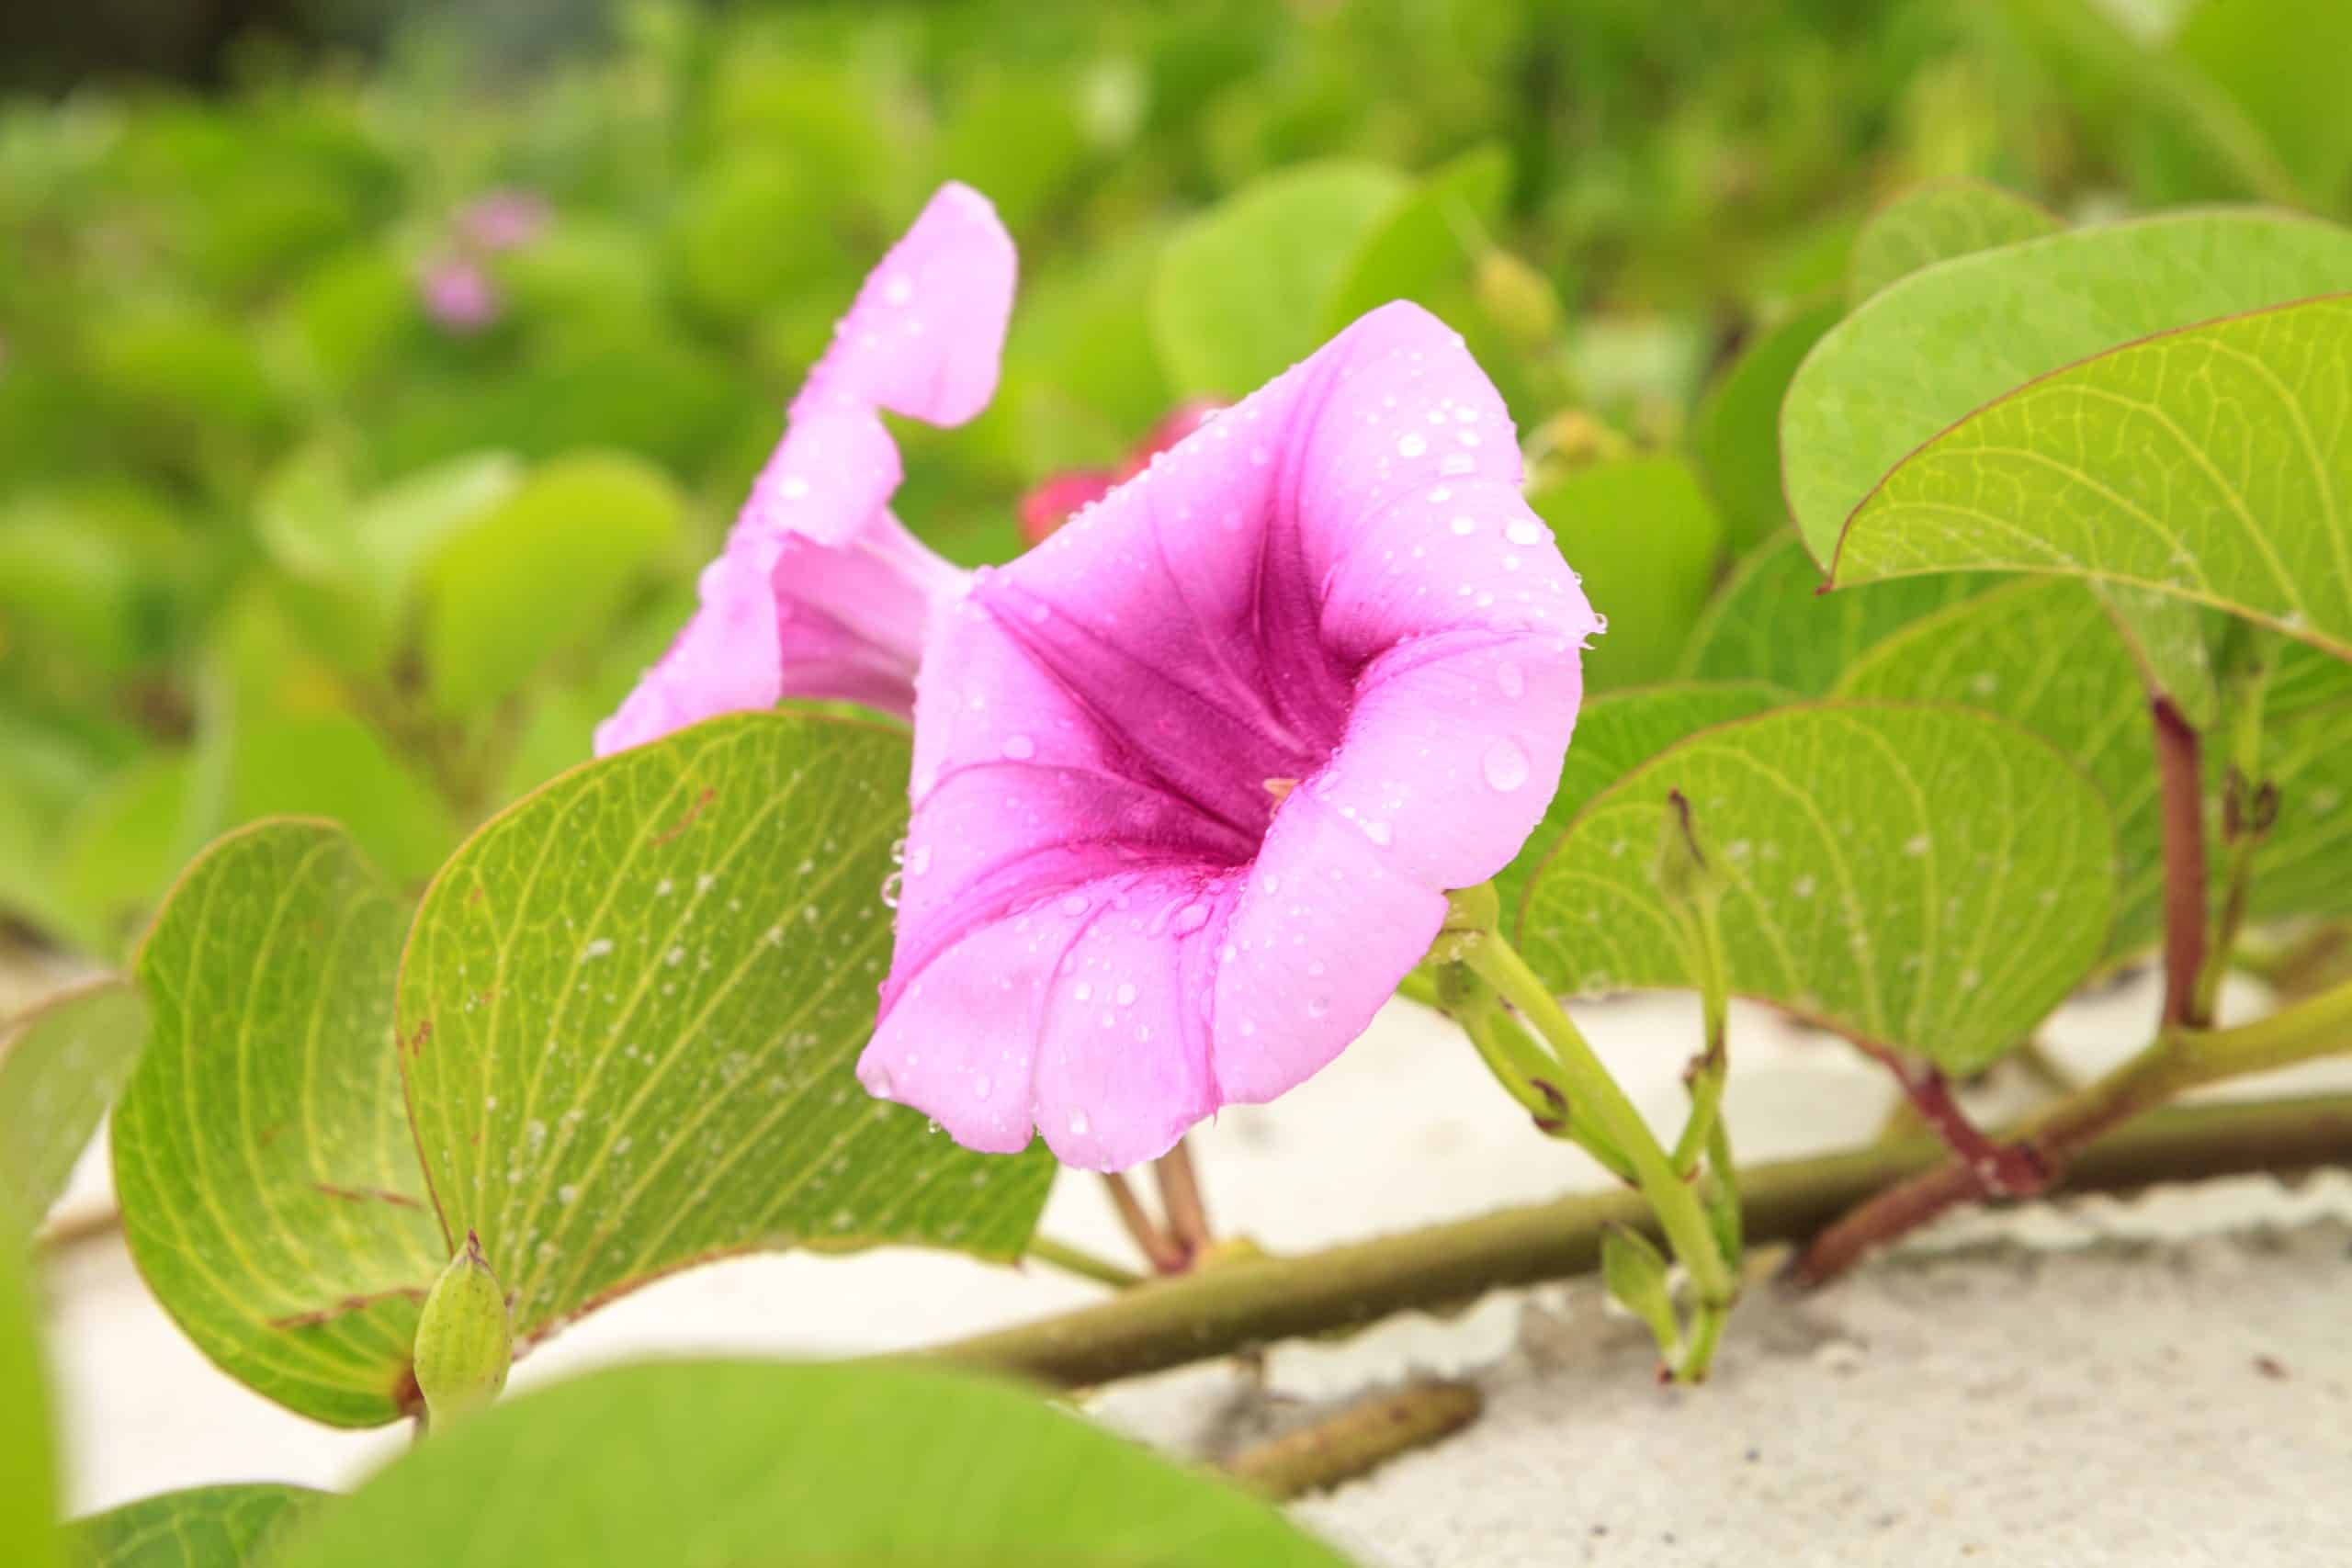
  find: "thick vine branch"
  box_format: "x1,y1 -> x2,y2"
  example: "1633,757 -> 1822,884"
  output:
928,1094 -> 2352,1389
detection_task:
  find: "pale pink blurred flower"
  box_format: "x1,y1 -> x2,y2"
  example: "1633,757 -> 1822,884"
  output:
457,189 -> 552,254
418,257 -> 501,333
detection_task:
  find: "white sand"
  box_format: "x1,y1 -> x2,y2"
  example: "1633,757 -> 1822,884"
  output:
25,971 -> 2352,1561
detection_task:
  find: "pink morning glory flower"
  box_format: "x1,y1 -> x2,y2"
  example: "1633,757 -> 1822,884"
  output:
419,256 -> 501,333
457,189 -> 552,254
860,302 -> 1599,1171
594,183 -> 1015,751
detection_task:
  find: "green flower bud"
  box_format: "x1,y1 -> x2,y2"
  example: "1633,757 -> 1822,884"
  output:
413,1231 -> 511,1428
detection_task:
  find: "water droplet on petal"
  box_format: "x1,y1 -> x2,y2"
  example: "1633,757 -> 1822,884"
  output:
1069,1109 -> 1090,1136
1483,739 -> 1531,793
1002,735 -> 1036,761
906,845 -> 932,876
1505,518 -> 1545,546
1363,818 -> 1394,847
1114,982 -> 1137,1007
1171,902 -> 1211,934
1449,515 -> 1476,536
1497,662 -> 1525,698
1397,433 -> 1428,458
1306,995 -> 1330,1019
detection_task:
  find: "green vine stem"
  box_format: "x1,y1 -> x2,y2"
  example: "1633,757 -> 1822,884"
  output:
1455,930 -> 1737,1378
1791,973 -> 2352,1284
928,1093 -> 2352,1390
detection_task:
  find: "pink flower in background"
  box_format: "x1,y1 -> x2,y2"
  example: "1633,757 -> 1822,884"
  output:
594,183 -> 1016,751
861,302 -> 1599,1170
457,189 -> 552,254
1017,400 -> 1225,544
419,256 -> 501,333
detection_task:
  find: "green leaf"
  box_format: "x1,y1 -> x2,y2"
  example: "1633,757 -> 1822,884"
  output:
2093,581 -> 2221,729
2177,0 -> 2352,207
266,1359 -> 1355,1568
1680,533 -> 1983,694
1150,162 -> 1409,397
423,454 -> 684,715
1836,581 -> 2166,955
1529,457 -> 1724,692
1322,144 -> 1512,332
1994,0 -> 2306,208
1515,704 -> 2116,1073
116,821 -> 443,1428
1783,210 -> 2352,566
0,979 -> 147,1227
394,712 -> 1052,1348
1498,683 -> 1786,927
1846,180 -> 2061,306
69,1485 -> 321,1568
0,1210 -> 62,1568
2239,644 -> 2352,926
225,716 -> 459,889
1830,297 -> 2352,662
1690,299 -> 1841,554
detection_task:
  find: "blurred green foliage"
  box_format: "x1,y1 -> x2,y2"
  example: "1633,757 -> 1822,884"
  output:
2,0 -> 2344,958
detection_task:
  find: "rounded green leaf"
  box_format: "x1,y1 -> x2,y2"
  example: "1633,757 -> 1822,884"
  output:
116,821 -> 444,1428
1680,533 -> 1984,694
1836,581 -> 2165,955
70,1485 -> 321,1568
423,454 -> 684,715
0,1224 -> 61,1568
1149,162 -> 1409,398
1831,297 -> 2352,661
1690,299 -> 1842,553
1530,457 -> 1725,692
1846,180 -> 2060,306
1516,705 -> 2117,1073
1321,144 -> 1512,333
267,1359 -> 1355,1568
1497,682 -> 1786,926
1784,210 -> 2352,565
394,712 -> 1052,1350
0,978 -> 146,1228
2178,0 -> 2352,205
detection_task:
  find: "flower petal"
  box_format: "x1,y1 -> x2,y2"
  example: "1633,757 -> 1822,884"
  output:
876,301 -> 1597,1163
794,181 -> 1018,430
595,184 -> 1013,752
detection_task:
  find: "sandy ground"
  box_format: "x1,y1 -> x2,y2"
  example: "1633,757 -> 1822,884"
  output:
21,963 -> 2352,1562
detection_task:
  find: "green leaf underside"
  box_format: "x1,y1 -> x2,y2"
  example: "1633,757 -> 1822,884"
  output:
1836,580 -> 2163,955
116,822 -> 442,1428
1846,180 -> 2062,306
1517,705 -> 2116,1074
1832,297 -> 2352,662
71,1485 -> 322,1568
1,1222 -> 60,1568
1498,683 -> 1786,928
266,1360 -> 1354,1568
2093,581 -> 2221,730
395,712 -> 1052,1347
0,979 -> 147,1227
1785,210 -> 2352,565
1679,533 -> 1984,694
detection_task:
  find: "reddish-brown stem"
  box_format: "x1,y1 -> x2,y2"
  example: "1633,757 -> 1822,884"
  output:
1890,1065 -> 2048,1198
1152,1138 -> 1214,1258
2153,697 -> 2210,1028
1101,1171 -> 1189,1275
